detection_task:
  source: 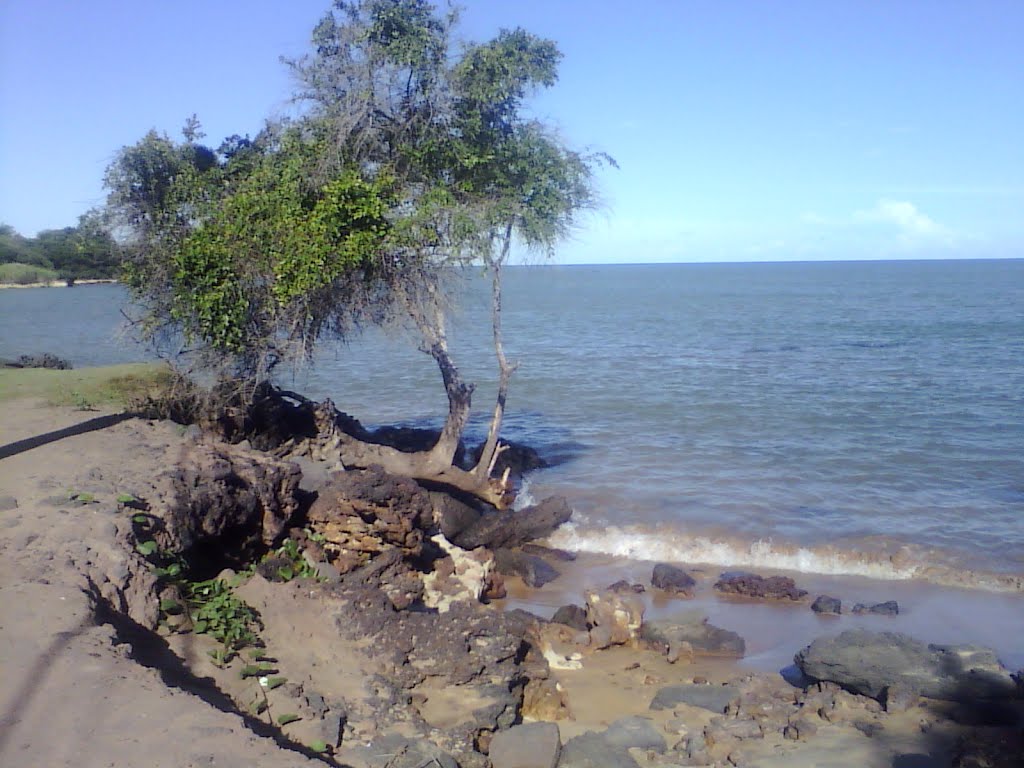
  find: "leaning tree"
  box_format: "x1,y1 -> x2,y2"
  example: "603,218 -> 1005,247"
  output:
104,0 -> 608,507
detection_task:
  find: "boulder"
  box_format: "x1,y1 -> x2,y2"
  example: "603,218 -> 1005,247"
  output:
714,571 -> 807,601
494,548 -> 561,587
640,617 -> 746,657
430,491 -> 481,540
453,496 -> 572,550
306,466 -> 433,568
601,716 -> 666,752
585,590 -> 644,648
795,630 -> 1020,702
852,600 -> 899,616
162,441 -> 301,556
551,604 -> 589,632
489,722 -> 561,768
650,563 -> 696,596
558,732 -> 639,768
650,684 -> 740,714
811,595 -> 842,615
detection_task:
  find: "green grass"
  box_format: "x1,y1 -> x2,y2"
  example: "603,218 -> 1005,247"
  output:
0,262 -> 60,285
0,363 -> 175,408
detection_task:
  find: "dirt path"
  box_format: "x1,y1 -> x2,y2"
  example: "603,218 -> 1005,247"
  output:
0,400 -> 322,768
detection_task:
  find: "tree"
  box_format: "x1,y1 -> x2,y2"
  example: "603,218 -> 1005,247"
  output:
104,0 -> 608,507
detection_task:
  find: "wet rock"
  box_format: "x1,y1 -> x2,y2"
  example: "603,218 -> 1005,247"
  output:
558,732 -> 639,768
430,491 -> 481,540
795,629 -> 1020,702
606,579 -> 645,594
640,617 -> 746,657
852,600 -> 899,616
453,496 -> 572,550
489,722 -> 561,768
585,590 -> 644,648
162,441 -> 301,557
494,548 -> 561,587
521,543 -> 577,561
811,595 -> 842,615
714,571 -> 808,601
307,467 -> 432,567
650,684 -> 740,714
551,604 -> 589,632
601,716 -> 666,752
650,563 -> 696,596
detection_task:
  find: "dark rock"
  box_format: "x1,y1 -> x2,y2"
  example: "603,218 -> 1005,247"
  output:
2,353 -> 73,369
650,563 -> 696,596
453,496 -> 572,550
650,684 -> 739,714
601,716 -> 666,752
811,595 -> 842,615
489,722 -> 561,768
430,491 -> 481,540
558,731 -> 639,768
952,728 -> 1024,767
795,629 -> 1020,702
852,600 -> 899,616
714,571 -> 807,601
494,549 -> 561,587
162,441 -> 301,559
606,580 -> 645,594
640,617 -> 746,657
551,604 -> 589,632
521,543 -> 577,561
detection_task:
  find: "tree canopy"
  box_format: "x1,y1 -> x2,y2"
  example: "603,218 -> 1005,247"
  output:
103,0 -> 610,505
0,216 -> 120,282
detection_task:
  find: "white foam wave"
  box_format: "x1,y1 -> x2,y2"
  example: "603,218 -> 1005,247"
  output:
547,523 -> 1024,592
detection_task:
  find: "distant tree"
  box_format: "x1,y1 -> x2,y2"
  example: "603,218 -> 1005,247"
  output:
104,0 -> 608,506
0,223 -> 48,268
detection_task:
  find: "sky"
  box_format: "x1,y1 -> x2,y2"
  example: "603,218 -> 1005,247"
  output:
1,1 -> 1022,264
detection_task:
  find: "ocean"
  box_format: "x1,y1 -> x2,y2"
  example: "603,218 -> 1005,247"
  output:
3,261 -> 1023,589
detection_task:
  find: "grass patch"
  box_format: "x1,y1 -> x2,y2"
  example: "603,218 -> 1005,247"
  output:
0,262 -> 60,285
0,362 -> 176,408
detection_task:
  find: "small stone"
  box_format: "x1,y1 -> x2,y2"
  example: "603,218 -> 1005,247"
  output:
651,563 -> 696,596
551,604 -> 589,632
602,716 -> 667,753
811,595 -> 842,615
489,722 -> 561,768
607,579 -> 645,594
852,600 -> 899,616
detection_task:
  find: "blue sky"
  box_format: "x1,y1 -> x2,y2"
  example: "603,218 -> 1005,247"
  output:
1,1 -> 1022,263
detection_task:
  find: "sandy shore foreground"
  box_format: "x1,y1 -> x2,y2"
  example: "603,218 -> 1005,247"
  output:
0,400 -> 1020,767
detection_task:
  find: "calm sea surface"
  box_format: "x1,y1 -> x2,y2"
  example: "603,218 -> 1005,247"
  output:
3,260 -> 1023,584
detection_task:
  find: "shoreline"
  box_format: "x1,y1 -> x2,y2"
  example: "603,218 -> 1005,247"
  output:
0,277 -> 118,289
2,395 -> 1021,766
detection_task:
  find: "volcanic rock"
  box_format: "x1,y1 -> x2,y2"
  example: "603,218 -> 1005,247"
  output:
852,600 -> 899,616
640,617 -> 746,657
795,629 -> 1020,702
493,548 -> 561,587
650,563 -> 696,596
714,571 -> 808,601
811,595 -> 842,615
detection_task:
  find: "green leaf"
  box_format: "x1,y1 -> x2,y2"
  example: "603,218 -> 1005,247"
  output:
240,665 -> 263,678
193,619 -> 208,634
277,713 -> 301,726
117,493 -> 137,504
309,740 -> 329,753
132,514 -> 149,524
160,599 -> 183,614
264,676 -> 286,690
136,540 -> 158,556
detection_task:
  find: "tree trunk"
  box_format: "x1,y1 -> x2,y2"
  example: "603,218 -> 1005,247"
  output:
473,223 -> 519,480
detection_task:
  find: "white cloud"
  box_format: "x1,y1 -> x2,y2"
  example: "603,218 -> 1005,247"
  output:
860,199 -> 943,238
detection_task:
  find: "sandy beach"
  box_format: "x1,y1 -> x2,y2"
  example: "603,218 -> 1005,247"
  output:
1,395 -> 1021,767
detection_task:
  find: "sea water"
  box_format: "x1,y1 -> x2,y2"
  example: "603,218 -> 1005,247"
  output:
3,261 -> 1023,586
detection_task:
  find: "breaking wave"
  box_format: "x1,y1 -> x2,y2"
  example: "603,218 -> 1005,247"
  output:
546,522 -> 1024,594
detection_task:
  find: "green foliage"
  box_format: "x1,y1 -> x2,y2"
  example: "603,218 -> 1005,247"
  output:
271,538 -> 320,582
185,578 -> 261,663
0,262 -> 59,285
277,713 -> 301,726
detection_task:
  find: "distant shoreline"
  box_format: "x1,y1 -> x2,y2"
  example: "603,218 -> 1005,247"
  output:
0,278 -> 118,290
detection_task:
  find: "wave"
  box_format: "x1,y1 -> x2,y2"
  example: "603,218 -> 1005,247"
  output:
546,522 -> 1024,594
